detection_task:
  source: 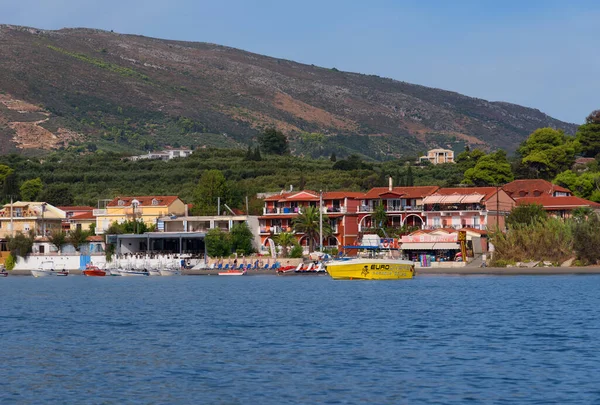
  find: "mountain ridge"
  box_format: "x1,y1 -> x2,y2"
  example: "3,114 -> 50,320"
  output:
0,24 -> 578,158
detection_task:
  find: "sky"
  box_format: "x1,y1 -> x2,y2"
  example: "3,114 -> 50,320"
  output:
2,0 -> 599,124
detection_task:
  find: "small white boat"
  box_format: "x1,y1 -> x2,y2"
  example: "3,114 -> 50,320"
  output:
147,268 -> 161,276
158,267 -> 180,276
31,261 -> 58,277
218,269 -> 247,276
118,268 -> 149,277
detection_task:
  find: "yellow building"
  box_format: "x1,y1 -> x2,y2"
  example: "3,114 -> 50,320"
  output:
0,201 -> 65,239
0,202 -> 65,265
58,206 -> 97,232
95,196 -> 186,234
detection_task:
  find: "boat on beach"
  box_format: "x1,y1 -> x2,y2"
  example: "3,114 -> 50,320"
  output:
218,269 -> 247,276
31,261 -> 59,277
118,268 -> 150,276
83,264 -> 107,277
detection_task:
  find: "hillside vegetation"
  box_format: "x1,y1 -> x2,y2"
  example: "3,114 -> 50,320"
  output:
0,25 -> 577,159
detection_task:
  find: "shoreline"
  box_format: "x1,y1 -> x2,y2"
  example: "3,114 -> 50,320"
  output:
5,267 -> 600,276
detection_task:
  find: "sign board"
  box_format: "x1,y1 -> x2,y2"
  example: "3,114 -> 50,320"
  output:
401,234 -> 458,243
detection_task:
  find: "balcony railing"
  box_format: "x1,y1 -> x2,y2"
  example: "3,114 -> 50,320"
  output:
263,206 -> 347,215
357,205 -> 424,213
423,204 -> 485,212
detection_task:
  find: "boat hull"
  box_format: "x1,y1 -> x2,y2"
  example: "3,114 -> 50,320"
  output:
218,270 -> 246,276
325,259 -> 415,280
158,269 -> 180,276
31,269 -> 56,277
83,270 -> 106,277
119,270 -> 149,276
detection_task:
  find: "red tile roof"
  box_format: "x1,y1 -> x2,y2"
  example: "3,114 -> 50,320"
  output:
502,179 -> 572,198
363,186 -> 440,199
57,206 -> 95,211
264,190 -> 364,202
107,196 -> 181,207
516,196 -> 600,209
71,212 -> 95,220
433,187 -> 499,201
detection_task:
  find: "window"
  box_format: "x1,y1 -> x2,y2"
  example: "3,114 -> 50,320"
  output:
23,223 -> 30,232
151,199 -> 159,206
433,217 -> 441,227
117,200 -> 125,206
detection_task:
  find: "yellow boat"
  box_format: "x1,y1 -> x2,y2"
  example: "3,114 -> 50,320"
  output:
325,258 -> 415,280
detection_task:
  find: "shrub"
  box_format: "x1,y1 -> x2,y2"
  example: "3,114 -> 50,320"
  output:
289,244 -> 304,258
4,253 -> 16,271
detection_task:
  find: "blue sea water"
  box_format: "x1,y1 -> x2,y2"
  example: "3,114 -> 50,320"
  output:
1,274 -> 600,404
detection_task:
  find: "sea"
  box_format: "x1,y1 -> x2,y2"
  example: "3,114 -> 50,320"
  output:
1,274 -> 600,404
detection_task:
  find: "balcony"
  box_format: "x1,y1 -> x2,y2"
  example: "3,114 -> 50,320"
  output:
93,209 -> 107,216
423,204 -> 485,213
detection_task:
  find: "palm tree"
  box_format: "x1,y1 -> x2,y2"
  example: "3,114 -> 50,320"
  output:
293,206 -> 331,252
275,231 -> 296,257
372,200 -> 388,228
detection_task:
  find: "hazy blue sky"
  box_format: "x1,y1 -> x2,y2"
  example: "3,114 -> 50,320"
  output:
2,0 -> 599,124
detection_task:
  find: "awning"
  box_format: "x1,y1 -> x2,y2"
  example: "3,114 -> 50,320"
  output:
422,195 -> 445,204
439,194 -> 464,204
401,242 -> 435,250
461,194 -> 485,203
401,242 -> 460,250
432,243 -> 461,250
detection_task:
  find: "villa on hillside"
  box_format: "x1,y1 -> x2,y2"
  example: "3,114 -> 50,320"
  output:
418,148 -> 455,165
127,148 -> 193,161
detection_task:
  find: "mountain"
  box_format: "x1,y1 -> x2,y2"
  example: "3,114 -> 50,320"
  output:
0,25 -> 578,158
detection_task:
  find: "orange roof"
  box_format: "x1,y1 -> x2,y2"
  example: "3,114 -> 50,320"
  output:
502,179 -> 572,198
363,186 -> 439,199
107,196 -> 181,207
57,206 -> 95,212
516,196 -> 600,209
434,187 -> 499,201
264,190 -> 364,202
71,212 -> 95,220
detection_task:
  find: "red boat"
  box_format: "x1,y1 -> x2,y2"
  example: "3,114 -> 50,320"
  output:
83,264 -> 106,277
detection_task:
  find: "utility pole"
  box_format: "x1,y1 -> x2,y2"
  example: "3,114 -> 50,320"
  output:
319,190 -> 323,253
217,197 -> 221,216
41,202 -> 47,237
496,184 -> 500,230
246,196 -> 249,215
10,195 -> 14,238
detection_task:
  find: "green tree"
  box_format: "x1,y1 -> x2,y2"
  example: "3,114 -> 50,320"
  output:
20,178 -> 43,201
575,110 -> 600,157
506,204 -> 548,227
192,169 -> 228,215
205,228 -> 231,257
518,128 -> 578,179
554,170 -> 600,200
7,232 -> 34,257
259,127 -> 289,155
462,150 -> 514,186
0,164 -> 13,187
330,152 -> 337,162
292,206 -> 330,252
230,222 -> 255,255
456,149 -> 485,173
48,230 -> 67,253
68,228 -> 89,252
372,200 -> 388,228
4,253 -> 16,270
39,184 -> 74,206
275,231 -> 296,257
